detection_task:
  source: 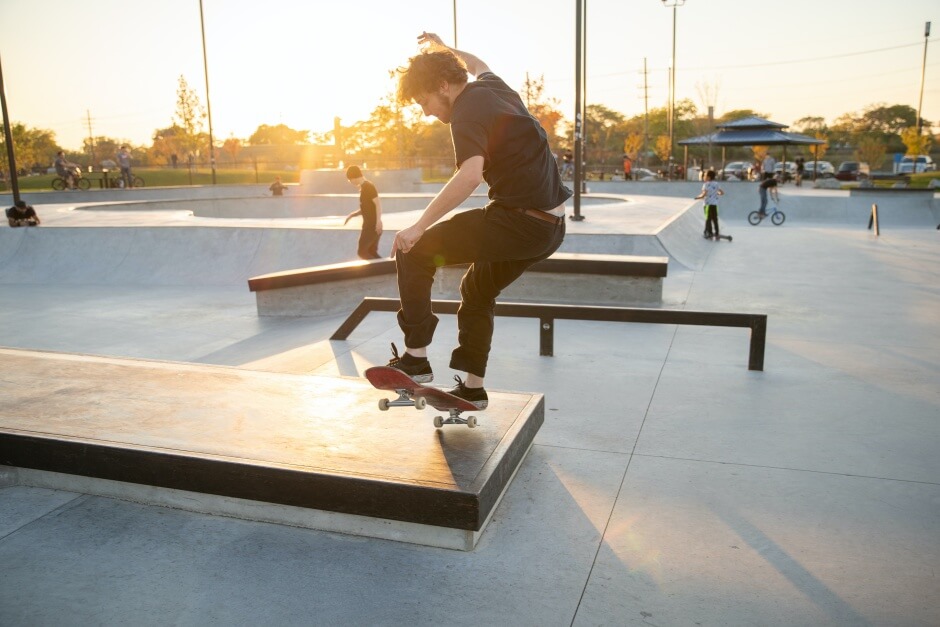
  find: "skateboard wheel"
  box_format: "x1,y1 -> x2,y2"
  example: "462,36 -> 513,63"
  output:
415,396 -> 427,410
466,416 -> 477,428
433,416 -> 444,428
378,398 -> 390,411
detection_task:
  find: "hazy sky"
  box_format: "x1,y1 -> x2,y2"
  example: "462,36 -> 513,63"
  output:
1,0 -> 937,151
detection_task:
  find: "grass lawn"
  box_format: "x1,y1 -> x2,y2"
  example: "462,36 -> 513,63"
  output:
3,167 -> 299,192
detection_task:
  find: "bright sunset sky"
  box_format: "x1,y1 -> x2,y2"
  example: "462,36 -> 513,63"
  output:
1,0 -> 937,151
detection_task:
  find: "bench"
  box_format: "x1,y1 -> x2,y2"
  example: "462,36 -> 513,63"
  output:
247,253 -> 669,317
330,297 -> 768,371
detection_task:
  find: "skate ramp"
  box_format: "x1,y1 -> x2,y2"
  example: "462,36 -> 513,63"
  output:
0,227 -> 363,287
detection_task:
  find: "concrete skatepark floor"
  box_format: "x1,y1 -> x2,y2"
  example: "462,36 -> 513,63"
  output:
1,183 -> 938,625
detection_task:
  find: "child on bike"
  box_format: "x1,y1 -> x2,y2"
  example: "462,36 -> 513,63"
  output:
695,169 -> 724,239
758,176 -> 779,217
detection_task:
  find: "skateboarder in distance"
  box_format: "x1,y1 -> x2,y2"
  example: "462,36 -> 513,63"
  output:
344,165 -> 383,260
388,31 -> 571,409
695,169 -> 724,239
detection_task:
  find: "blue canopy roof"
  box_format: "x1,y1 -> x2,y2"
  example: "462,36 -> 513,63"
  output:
679,115 -> 824,146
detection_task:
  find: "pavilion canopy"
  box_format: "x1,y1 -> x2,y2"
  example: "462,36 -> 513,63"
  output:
678,116 -> 825,148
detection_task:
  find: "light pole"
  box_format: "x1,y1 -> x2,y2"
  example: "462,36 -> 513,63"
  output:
661,0 -> 685,179
453,0 -> 458,48
571,0 -> 586,221
199,0 -> 217,184
0,53 -> 21,204
916,21 -> 930,137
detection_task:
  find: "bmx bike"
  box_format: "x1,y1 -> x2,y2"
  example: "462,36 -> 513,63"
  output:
51,167 -> 90,191
748,204 -> 786,226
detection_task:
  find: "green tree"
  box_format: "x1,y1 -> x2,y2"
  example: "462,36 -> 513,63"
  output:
792,116 -> 828,136
899,126 -> 932,156
150,125 -> 184,166
522,74 -> 565,149
855,137 -> 886,169
173,75 -> 206,160
221,136 -> 243,164
717,109 -> 769,124
248,124 -> 310,145
0,123 -> 60,173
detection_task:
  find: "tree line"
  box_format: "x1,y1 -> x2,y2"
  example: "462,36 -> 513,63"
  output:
1,74 -> 935,178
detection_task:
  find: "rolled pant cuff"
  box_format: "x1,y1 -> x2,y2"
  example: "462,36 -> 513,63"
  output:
450,351 -> 486,379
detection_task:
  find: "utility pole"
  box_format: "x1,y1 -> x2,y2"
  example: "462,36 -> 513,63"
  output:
199,0 -> 217,184
642,57 -> 649,169
916,21 -> 931,136
86,110 -> 96,166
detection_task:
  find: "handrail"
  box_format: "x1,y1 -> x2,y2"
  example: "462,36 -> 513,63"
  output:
331,297 -> 767,371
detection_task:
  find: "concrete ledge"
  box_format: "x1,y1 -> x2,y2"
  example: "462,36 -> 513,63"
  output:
0,348 -> 544,550
248,253 -> 668,316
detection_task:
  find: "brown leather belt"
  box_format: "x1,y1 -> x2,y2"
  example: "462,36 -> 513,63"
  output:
509,207 -> 564,224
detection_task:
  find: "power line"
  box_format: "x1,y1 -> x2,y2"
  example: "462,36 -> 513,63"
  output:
584,39 -> 926,79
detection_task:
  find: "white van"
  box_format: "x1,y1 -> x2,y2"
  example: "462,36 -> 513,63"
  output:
898,155 -> 936,174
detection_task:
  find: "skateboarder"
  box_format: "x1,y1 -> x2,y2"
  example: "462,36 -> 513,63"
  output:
695,169 -> 724,239
388,31 -> 571,408
344,165 -> 383,260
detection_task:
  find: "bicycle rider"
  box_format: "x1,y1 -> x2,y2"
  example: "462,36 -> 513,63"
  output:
54,151 -> 79,190
758,175 -> 779,217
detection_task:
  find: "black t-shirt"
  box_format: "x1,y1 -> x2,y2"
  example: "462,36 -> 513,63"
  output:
6,205 -> 37,220
450,72 -> 571,211
359,180 -> 378,226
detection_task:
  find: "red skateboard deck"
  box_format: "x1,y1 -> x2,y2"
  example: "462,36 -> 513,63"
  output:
364,366 -> 479,428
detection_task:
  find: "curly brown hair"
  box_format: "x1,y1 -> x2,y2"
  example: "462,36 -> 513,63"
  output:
396,50 -> 468,104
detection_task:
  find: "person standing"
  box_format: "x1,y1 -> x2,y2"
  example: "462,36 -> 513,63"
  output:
116,145 -> 133,188
622,153 -> 632,181
269,176 -> 288,196
794,156 -> 805,187
344,165 -> 383,260
695,170 -> 724,239
388,32 -> 570,408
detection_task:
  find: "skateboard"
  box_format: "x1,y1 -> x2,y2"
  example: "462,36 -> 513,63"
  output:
703,234 -> 733,241
364,366 -> 480,428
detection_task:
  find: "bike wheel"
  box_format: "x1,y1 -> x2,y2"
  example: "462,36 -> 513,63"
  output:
131,176 -> 144,188
77,178 -> 91,190
52,178 -> 66,191
771,211 -> 786,226
747,211 -> 762,225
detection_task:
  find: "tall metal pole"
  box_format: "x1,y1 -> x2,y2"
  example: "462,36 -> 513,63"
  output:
199,0 -> 217,184
453,0 -> 458,48
662,1 -> 685,179
916,21 -> 930,136
0,53 -> 21,204
571,0 -> 586,221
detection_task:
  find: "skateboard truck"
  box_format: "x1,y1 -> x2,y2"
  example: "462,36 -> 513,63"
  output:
367,366 -> 479,428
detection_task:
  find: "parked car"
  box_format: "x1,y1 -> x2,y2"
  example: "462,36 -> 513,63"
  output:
773,161 -> 797,182
835,161 -> 870,181
720,161 -> 749,180
802,160 -> 835,178
897,155 -> 936,174
632,167 -> 659,181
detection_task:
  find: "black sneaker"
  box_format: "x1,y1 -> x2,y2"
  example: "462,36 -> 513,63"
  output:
447,375 -> 488,410
387,343 -> 433,383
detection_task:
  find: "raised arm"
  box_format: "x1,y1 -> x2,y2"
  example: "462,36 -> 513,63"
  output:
418,32 -> 490,77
